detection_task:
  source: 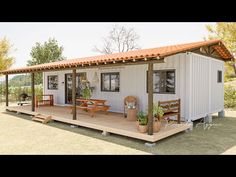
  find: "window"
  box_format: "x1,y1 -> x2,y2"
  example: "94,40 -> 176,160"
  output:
48,75 -> 58,90
101,73 -> 120,92
147,70 -> 175,94
217,70 -> 222,83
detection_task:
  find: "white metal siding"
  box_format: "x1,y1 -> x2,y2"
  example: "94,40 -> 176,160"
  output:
190,53 -> 210,120
43,53 -> 187,120
210,58 -> 224,113
43,52 -> 224,121
187,53 -> 224,121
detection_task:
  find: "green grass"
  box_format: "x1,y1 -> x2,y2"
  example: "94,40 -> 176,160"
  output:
4,109 -> 236,154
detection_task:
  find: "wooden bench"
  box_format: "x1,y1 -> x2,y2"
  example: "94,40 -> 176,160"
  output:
158,99 -> 181,124
35,95 -> 54,107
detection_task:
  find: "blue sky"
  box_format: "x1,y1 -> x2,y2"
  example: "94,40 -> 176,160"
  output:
0,22 -> 214,80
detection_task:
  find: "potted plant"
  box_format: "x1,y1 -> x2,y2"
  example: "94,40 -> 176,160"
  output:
81,87 -> 92,100
80,80 -> 93,100
152,103 -> 164,133
137,111 -> 148,133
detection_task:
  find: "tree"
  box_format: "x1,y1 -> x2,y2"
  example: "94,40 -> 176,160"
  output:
27,38 -> 65,85
0,37 -> 14,73
93,25 -> 140,54
205,23 -> 236,74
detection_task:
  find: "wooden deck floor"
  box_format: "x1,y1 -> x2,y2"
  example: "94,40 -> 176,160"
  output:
6,105 -> 191,142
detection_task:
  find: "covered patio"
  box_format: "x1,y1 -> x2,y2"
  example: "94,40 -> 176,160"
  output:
6,105 -> 191,142
1,40 -> 225,143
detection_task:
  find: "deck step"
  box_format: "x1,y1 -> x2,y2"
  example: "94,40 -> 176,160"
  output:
32,114 -> 52,124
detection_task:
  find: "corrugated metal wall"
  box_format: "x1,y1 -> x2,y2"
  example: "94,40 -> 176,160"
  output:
187,53 -> 224,121
43,53 -> 186,119
43,52 -> 224,121
210,57 -> 224,113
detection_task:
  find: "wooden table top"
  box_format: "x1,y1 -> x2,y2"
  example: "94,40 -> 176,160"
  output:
76,98 -> 107,104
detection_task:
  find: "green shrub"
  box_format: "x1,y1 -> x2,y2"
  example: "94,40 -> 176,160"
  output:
224,85 -> 236,108
6,85 -> 43,102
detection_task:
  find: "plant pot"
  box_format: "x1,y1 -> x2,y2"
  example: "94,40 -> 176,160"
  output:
153,120 -> 161,133
138,125 -> 148,133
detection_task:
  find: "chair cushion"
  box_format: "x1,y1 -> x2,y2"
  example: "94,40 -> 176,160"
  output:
126,101 -> 136,109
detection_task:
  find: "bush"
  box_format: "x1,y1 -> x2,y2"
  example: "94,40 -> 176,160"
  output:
224,85 -> 236,108
7,85 -> 43,102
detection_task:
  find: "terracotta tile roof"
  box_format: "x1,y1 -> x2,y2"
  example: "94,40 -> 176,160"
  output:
1,39 -> 233,74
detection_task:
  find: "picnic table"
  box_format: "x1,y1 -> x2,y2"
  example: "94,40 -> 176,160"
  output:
74,98 -> 110,117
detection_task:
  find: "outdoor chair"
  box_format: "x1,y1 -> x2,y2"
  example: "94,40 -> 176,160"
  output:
123,96 -> 138,118
158,99 -> 181,124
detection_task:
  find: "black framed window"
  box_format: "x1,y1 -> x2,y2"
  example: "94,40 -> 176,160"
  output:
48,75 -> 58,90
101,72 -> 120,92
217,70 -> 222,83
147,70 -> 175,94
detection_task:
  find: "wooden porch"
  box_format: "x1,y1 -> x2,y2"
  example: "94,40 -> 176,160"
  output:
6,105 -> 191,143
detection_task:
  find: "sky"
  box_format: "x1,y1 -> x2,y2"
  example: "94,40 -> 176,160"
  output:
0,22 -> 215,80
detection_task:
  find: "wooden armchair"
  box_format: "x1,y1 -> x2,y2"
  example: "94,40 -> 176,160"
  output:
123,96 -> 138,117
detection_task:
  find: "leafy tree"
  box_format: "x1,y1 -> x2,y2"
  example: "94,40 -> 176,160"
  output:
93,25 -> 140,54
205,23 -> 236,75
27,38 -> 65,85
0,37 -> 14,73
9,74 -> 31,87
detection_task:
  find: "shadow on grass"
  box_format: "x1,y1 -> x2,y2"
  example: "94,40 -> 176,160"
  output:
3,110 -> 236,154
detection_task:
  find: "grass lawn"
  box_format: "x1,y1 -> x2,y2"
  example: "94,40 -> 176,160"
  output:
1,105 -> 236,154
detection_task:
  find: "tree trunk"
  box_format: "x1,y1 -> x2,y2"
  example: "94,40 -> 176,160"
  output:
233,63 -> 236,74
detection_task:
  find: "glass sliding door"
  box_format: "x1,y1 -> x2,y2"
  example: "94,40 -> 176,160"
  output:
65,73 -> 86,104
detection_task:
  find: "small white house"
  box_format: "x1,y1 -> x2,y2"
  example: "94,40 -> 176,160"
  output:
40,40 -> 232,122
1,39 -> 234,125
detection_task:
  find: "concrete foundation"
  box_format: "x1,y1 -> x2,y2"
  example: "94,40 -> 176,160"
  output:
102,131 -> 110,136
70,125 -> 78,128
204,114 -> 212,123
145,142 -> 156,147
218,110 -> 225,118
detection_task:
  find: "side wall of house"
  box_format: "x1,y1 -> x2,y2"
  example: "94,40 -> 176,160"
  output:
43,53 -> 187,120
186,52 -> 224,121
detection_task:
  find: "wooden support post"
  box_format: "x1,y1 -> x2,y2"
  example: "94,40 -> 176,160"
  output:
31,73 -> 35,112
5,74 -> 8,107
177,99 -> 181,124
148,63 -> 153,135
72,69 -> 77,120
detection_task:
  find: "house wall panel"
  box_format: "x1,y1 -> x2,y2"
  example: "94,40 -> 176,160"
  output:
43,53 -> 189,120
188,53 -> 224,120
